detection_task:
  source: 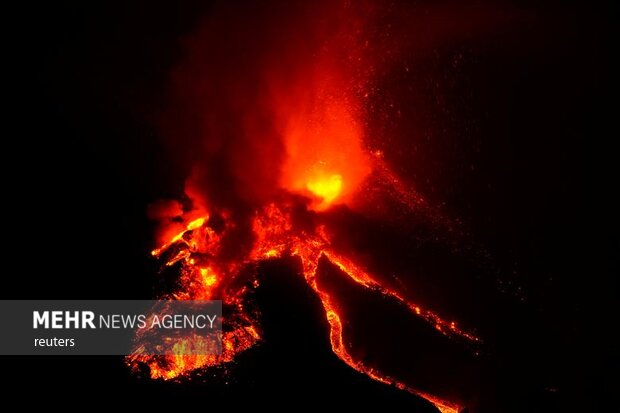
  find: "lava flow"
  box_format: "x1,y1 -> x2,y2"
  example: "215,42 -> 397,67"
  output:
128,169 -> 480,413
127,2 -> 481,412
128,188 -> 478,412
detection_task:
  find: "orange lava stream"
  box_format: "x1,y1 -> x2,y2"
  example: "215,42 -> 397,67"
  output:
127,201 -> 476,413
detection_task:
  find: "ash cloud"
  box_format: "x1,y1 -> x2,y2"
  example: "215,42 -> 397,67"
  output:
161,1 -> 349,212
155,0 -> 378,258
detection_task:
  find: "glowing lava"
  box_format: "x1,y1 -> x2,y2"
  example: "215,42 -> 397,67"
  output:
128,193 -> 478,413
127,3 -> 480,412
306,173 -> 343,209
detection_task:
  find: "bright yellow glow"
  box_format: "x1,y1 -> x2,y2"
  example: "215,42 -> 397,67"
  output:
264,249 -> 279,258
187,217 -> 206,230
199,267 -> 217,286
306,174 -> 343,209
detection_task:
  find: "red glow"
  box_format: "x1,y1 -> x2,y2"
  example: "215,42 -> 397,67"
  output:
128,2 -> 480,412
128,198 -> 477,413
278,86 -> 370,210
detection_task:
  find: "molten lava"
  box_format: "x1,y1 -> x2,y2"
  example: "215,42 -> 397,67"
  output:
127,2 -> 482,412
128,188 -> 478,413
306,174 -> 342,208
